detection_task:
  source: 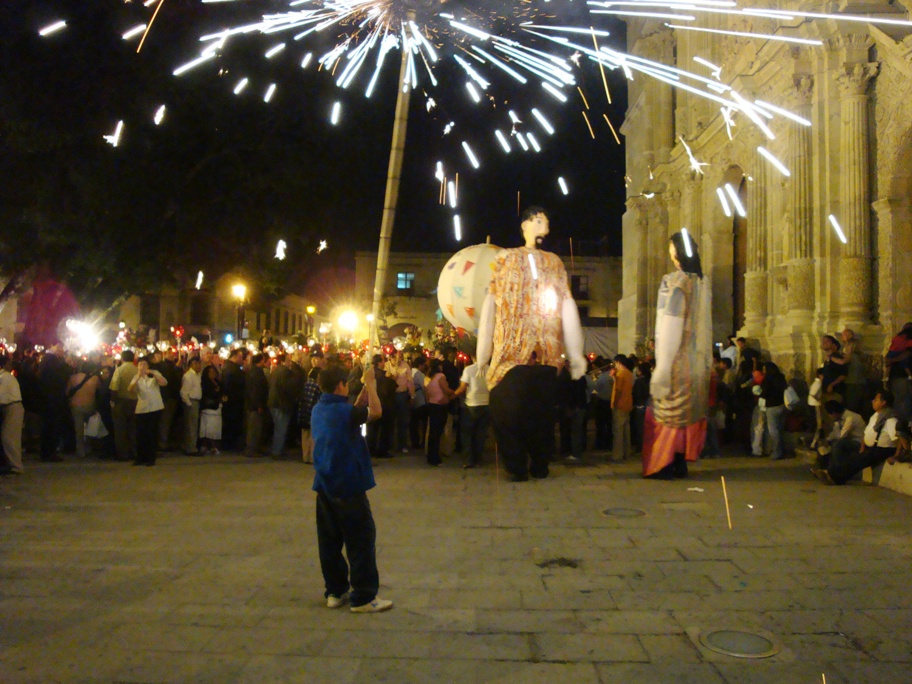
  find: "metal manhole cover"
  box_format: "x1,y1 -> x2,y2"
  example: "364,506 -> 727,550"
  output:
699,630 -> 780,659
602,507 -> 646,518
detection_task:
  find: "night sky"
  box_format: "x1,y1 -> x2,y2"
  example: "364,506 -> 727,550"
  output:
4,1 -> 628,272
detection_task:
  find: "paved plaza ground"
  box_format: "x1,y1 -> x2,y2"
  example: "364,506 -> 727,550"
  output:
1,447 -> 911,683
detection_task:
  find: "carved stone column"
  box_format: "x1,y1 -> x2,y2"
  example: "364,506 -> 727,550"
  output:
745,144 -> 769,332
836,62 -> 879,323
873,198 -> 912,337
639,29 -> 675,163
786,74 -> 815,317
666,189 -> 681,236
619,198 -> 652,351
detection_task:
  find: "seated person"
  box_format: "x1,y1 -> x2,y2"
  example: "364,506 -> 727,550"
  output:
814,400 -> 866,472
812,391 -> 905,485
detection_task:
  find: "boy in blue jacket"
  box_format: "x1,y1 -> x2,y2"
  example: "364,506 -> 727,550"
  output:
312,363 -> 392,613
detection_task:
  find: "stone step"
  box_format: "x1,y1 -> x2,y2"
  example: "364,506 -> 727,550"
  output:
863,460 -> 912,496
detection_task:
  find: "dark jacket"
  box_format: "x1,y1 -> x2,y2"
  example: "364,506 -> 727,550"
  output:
245,365 -> 269,412
201,373 -> 222,411
221,360 -> 246,403
760,371 -> 789,408
311,394 -> 375,499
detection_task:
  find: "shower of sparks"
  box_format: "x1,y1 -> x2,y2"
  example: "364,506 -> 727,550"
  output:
39,20 -> 67,37
136,0 -> 166,53
757,146 -> 791,177
495,130 -> 512,153
828,215 -> 848,244
462,141 -> 480,169
679,136 -> 708,175
195,271 -> 204,290
582,111 -> 595,139
558,176 -> 569,195
103,120 -> 124,147
603,114 -> 621,144
123,24 -> 148,41
693,56 -> 722,80
46,0 -> 912,244
447,180 -> 458,208
275,239 -> 287,260
724,183 -> 747,218
681,227 -> 693,257
454,215 -> 462,241
153,105 -> 166,125
317,240 -> 328,253
716,187 -> 732,217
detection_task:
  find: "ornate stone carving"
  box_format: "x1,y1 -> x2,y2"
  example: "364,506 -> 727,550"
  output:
840,256 -> 872,322
836,63 -> 879,98
827,33 -> 874,59
791,74 -> 815,107
744,270 -> 769,323
787,259 -> 815,313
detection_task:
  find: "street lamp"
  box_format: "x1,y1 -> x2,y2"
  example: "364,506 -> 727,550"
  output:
232,284 -> 247,341
306,305 -> 316,337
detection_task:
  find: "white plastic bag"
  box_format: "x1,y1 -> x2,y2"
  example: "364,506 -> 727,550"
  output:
85,412 -> 108,439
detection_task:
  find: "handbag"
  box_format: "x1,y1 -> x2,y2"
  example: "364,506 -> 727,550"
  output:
85,412 -> 108,439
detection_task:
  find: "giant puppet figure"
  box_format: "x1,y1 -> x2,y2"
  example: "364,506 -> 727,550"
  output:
642,230 -> 713,480
476,206 -> 587,482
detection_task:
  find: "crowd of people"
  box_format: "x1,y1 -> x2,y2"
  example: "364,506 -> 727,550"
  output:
1,321 -> 911,484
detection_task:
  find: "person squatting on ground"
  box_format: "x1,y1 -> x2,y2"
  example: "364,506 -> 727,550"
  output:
476,206 -> 587,482
812,390 -> 907,485
642,230 -> 712,480
311,363 -> 392,613
813,400 -> 867,479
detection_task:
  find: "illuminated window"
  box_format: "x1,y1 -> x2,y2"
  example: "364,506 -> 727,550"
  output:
397,272 -> 415,292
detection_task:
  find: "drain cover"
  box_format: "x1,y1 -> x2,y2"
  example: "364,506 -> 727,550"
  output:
699,630 -> 780,659
602,507 -> 646,518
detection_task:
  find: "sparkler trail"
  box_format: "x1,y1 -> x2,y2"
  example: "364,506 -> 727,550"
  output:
42,0 -> 912,245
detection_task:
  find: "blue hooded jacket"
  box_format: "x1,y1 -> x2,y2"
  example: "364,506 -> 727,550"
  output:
311,393 -> 376,498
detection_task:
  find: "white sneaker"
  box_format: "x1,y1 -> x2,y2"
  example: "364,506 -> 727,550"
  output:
326,593 -> 348,609
350,597 -> 393,613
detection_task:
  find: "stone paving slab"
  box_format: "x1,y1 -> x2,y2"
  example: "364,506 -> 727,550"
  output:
1,451 -> 912,683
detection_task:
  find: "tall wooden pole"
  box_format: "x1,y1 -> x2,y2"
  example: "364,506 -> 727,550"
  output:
371,13 -> 414,344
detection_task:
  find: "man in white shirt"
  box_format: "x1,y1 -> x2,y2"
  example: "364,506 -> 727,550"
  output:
813,390 -> 905,485
815,400 -> 867,474
180,357 -> 203,455
0,354 -> 24,475
720,337 -> 739,369
454,356 -> 490,469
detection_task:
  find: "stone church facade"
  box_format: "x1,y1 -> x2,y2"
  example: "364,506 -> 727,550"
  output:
619,3 -> 912,381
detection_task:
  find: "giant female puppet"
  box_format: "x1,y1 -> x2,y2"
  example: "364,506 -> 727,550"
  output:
476,207 -> 587,482
642,230 -> 713,479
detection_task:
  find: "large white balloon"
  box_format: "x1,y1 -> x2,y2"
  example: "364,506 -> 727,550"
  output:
437,242 -> 503,334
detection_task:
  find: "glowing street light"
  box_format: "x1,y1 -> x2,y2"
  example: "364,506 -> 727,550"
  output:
338,311 -> 358,334
232,284 -> 247,340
